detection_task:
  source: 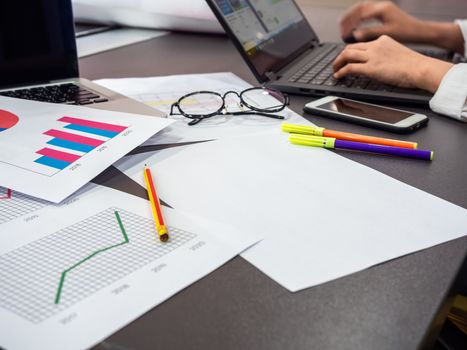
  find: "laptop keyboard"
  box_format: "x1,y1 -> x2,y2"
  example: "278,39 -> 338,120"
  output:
289,45 -> 342,85
289,45 -> 398,91
288,44 -> 438,95
0,83 -> 109,105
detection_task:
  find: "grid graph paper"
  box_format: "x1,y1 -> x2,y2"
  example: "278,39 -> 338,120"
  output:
0,186 -> 49,225
0,207 -> 196,323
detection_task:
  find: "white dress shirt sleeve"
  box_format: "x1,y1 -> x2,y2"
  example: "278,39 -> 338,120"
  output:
429,20 -> 467,122
429,64 -> 467,122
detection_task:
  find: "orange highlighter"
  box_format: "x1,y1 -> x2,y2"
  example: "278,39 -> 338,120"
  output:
281,123 -> 418,149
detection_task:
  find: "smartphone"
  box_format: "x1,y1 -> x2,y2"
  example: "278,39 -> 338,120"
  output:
304,96 -> 428,133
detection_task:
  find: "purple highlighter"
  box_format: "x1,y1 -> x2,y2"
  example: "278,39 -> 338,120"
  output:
290,134 -> 434,161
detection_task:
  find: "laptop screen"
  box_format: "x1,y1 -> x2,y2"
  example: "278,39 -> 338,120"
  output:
208,0 -> 316,82
0,0 -> 79,89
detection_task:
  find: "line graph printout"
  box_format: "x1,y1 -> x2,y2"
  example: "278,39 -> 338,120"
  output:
0,188 -> 261,350
0,207 -> 196,323
0,96 -> 173,203
0,186 -> 49,225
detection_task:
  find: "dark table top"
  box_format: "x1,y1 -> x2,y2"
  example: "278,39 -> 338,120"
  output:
81,10 -> 467,350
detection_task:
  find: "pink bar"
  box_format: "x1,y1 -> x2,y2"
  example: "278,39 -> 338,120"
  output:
36,148 -> 82,163
0,188 -> 12,200
44,129 -> 104,147
59,116 -> 127,133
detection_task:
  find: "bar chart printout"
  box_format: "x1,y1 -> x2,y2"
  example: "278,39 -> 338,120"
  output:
0,96 -> 173,202
34,116 -> 128,172
0,109 -> 19,132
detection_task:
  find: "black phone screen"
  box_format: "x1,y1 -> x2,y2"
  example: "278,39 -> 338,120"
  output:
317,98 -> 412,124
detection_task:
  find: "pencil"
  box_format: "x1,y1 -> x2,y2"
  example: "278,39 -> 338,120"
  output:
143,165 -> 169,242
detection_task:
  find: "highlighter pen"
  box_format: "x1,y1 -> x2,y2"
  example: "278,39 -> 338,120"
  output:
289,134 -> 433,161
282,123 -> 418,149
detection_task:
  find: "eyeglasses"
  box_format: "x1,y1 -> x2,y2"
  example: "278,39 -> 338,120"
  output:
169,87 -> 290,125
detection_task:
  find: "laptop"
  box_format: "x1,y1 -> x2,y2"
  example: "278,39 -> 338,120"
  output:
0,0 -> 163,117
206,0 -> 459,105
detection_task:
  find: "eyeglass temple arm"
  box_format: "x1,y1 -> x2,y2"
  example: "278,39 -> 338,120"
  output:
170,103 -> 179,115
188,118 -> 203,126
228,111 -> 284,120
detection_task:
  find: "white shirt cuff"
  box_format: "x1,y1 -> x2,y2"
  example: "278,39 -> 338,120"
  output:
429,64 -> 467,122
455,19 -> 467,57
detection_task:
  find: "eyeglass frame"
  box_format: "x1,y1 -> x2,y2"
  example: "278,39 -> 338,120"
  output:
169,87 -> 290,125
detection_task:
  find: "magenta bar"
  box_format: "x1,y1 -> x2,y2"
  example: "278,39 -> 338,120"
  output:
59,116 -> 127,133
0,188 -> 12,200
36,148 -> 82,163
44,129 -> 105,147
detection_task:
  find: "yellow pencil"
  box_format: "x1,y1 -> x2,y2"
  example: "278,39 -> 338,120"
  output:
143,165 -> 169,242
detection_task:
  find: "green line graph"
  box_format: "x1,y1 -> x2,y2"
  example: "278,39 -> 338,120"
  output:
0,207 -> 197,323
54,211 -> 129,304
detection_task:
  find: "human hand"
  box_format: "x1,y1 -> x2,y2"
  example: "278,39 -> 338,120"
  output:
340,1 -> 424,43
339,1 -> 465,53
333,35 -> 454,93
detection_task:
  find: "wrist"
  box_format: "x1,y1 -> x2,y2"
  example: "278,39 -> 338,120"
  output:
423,21 -> 464,53
413,56 -> 454,93
409,18 -> 433,42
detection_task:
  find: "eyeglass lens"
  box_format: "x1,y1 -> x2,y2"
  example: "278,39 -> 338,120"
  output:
178,92 -> 224,116
241,88 -> 286,111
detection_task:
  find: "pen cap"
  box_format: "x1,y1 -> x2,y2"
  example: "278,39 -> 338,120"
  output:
289,134 -> 335,148
282,123 -> 324,136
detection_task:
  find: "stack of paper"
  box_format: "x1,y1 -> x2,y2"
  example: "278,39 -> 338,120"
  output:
1,72 -> 466,350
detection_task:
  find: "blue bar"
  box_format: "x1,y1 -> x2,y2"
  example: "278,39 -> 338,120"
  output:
47,138 -> 95,153
34,156 -> 71,170
64,124 -> 119,138
0,128 -> 6,132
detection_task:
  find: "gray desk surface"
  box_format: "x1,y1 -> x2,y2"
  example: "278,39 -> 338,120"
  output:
82,6 -> 467,350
